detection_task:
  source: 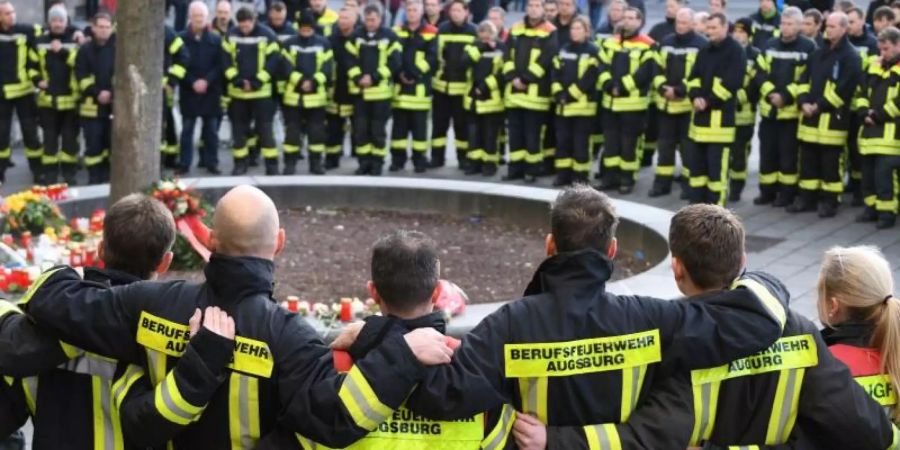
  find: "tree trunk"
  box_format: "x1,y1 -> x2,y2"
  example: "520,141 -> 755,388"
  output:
109,0 -> 165,203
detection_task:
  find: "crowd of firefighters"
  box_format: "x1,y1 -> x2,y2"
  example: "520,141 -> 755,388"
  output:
2,0 -> 900,227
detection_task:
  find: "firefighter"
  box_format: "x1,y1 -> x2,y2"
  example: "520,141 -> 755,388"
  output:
0,1 -> 42,183
802,8 -> 826,47
267,1 -> 297,42
35,6 -> 80,185
325,7 -> 358,170
685,12 -> 746,206
223,7 -> 281,175
309,0 -> 339,37
857,27 -> 900,229
161,25 -> 190,170
542,0 -> 579,177
749,0 -> 780,51
266,2 -> 297,169
503,0 -> 558,183
210,0 -> 234,38
282,10 -> 332,175
755,7 -> 816,208
790,12 -> 862,218
847,7 -> 879,206
430,0 -> 476,170
463,21 -> 505,177
550,15 -> 599,186
728,18 -> 761,202
22,185 -> 453,450
347,3 -> 401,176
75,12 -> 114,185
390,0 -> 437,173
648,0 -> 680,42
643,0 -> 685,171
649,7 -> 706,198
595,7 -> 655,194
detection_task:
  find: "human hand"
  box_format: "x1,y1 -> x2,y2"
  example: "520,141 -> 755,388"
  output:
359,74 -> 373,88
769,92 -> 783,108
73,30 -> 86,45
663,86 -> 675,100
200,306 -> 236,340
693,97 -> 707,111
49,39 -> 62,52
242,79 -> 252,91
513,77 -> 526,90
513,413 -> 546,450
403,327 -> 453,365
98,90 -> 112,104
37,80 -> 48,90
330,321 -> 364,350
302,80 -> 313,92
193,79 -> 208,94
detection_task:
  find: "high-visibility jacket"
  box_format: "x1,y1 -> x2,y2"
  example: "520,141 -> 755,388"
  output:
551,41 -> 600,117
757,35 -> 817,120
164,25 -> 190,89
0,268 -> 148,450
328,25 -> 360,116
749,10 -> 780,51
223,24 -> 281,100
686,35 -> 746,144
267,20 -> 297,96
0,23 -> 42,101
392,22 -> 438,111
34,29 -> 80,111
312,8 -> 339,38
402,249 -> 789,448
850,32 -> 879,112
282,33 -> 333,109
857,58 -> 900,156
433,21 -> 477,96
736,44 -> 761,127
653,30 -> 707,114
503,19 -> 558,111
823,322 -> 898,418
269,20 -> 298,45
463,40 -> 505,115
346,27 -> 402,102
74,35 -> 115,118
796,36 -> 862,146
598,33 -> 656,113
23,254 -> 429,449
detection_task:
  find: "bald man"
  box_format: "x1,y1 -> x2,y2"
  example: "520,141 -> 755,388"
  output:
21,185 -> 454,449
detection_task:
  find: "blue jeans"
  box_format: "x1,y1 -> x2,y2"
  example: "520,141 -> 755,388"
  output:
180,115 -> 220,170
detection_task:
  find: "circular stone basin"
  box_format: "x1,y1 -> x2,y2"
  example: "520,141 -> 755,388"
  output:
57,177 -> 677,335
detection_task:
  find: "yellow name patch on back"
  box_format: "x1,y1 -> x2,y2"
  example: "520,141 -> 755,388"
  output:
504,329 -> 662,378
856,374 -> 897,406
691,334 -> 819,385
346,407 -> 483,450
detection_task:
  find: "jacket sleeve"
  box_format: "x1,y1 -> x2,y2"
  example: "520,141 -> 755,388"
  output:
259,38 -> 282,90
203,38 -> 226,85
621,46 -> 656,96
167,34 -> 190,87
346,37 -> 363,85
376,34 -> 402,83
0,379 -> 29,438
707,44 -> 746,109
275,315 -> 428,448
21,267 -> 146,364
816,51 -> 862,113
502,33 -> 518,82
685,51 -> 703,100
404,305 -> 514,420
526,30 -> 558,84
117,328 -> 234,448
319,40 -> 334,89
75,48 -> 98,97
223,39 -> 241,86
572,54 -> 601,102
0,301 -> 72,377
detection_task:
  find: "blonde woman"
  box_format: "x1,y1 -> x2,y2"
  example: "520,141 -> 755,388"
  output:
819,245 -> 900,421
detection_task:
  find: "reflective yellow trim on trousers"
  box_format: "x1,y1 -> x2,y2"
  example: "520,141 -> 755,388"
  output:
604,156 -> 621,168
338,365 -> 392,431
233,147 -> 249,159
759,172 -> 778,185
229,374 -> 261,450
25,147 -> 43,159
518,377 -> 548,423
525,152 -> 544,164
455,140 -> 469,150
284,144 -> 301,154
261,147 -> 279,159
431,137 -> 447,148
155,371 -> 204,425
482,404 -> 516,450
468,149 -> 486,161
509,149 -> 527,162
584,424 -> 622,450
555,157 -> 573,169
778,173 -> 798,185
877,199 -> 899,213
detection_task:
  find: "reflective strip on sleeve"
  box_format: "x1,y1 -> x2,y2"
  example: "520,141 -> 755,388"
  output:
712,77 -> 732,101
765,367 -> 805,445
855,375 -> 897,406
111,364 -> 145,409
338,365 -> 392,431
22,377 -> 37,415
823,81 -> 844,109
730,278 -> 787,331
93,375 -> 124,450
155,371 -> 205,425
584,423 -> 622,450
482,404 -> 516,450
619,364 -> 648,421
229,374 -> 261,450
0,300 -> 22,319
518,377 -> 549,423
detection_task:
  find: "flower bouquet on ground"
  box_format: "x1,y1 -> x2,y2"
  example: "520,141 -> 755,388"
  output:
2,189 -> 66,236
147,179 -> 214,270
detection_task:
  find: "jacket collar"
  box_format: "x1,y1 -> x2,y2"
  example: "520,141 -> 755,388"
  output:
83,267 -> 143,287
348,311 -> 447,359
523,248 -> 612,299
821,321 -> 875,347
204,253 -> 275,304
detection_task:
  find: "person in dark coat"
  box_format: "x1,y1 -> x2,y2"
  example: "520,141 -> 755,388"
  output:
179,1 -> 226,174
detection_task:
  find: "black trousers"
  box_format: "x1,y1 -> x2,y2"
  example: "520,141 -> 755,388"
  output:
861,154 -> 876,208
543,110 -> 556,161
82,116 -> 111,168
874,154 -> 900,214
847,114 -> 863,184
468,112 -> 504,165
654,112 -> 690,185
0,95 -> 42,166
555,115 -> 593,180
162,103 -> 178,156
284,106 -> 326,156
506,107 -> 547,176
758,119 -> 800,198
601,110 -> 645,186
688,141 -> 730,206
326,110 -> 353,156
229,98 -> 276,161
39,108 -> 79,167
644,106 -> 659,155
431,92 -> 468,163
799,143 -> 843,203
730,125 -> 754,184
353,99 -> 391,162
391,108 -> 429,167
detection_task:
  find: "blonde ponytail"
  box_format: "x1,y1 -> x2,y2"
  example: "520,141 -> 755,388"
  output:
817,245 -> 900,422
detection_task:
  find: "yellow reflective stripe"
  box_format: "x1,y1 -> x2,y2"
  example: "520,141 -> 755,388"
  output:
691,335 -> 818,385
168,64 -> 187,80
19,268 -> 64,305
518,377 -> 548,423
59,341 -> 83,359
481,404 -> 516,450
656,165 -> 676,176
155,371 -> 204,425
823,81 -> 843,109
338,365 -> 392,430
759,172 -> 778,184
0,300 -> 22,319
620,75 -> 636,93
584,424 -> 622,450
730,278 -> 787,331
92,375 -> 123,450
112,365 -> 144,409
22,377 -> 37,415
888,425 -> 899,450
229,375 -> 261,450
765,368 -> 805,445
689,380 -> 721,445
224,67 -> 238,80
619,364 -> 647,421
439,34 -> 476,44
855,375 -> 897,406
509,149 -> 527,162
712,77 -> 732,101
80,75 -> 96,90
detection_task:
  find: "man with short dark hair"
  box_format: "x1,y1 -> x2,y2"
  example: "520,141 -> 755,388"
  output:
544,0 -> 559,23
873,5 -> 897,33
649,0 -> 682,42
802,8 -> 825,45
324,7 -> 358,169
76,12 -> 114,185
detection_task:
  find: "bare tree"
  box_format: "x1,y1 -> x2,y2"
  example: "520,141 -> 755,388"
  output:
110,0 -> 165,203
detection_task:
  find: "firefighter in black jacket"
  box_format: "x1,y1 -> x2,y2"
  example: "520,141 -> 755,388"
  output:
847,7 -> 879,206
75,13 -> 115,185
686,13 -> 746,206
729,19 -> 762,202
266,1 -> 297,169
162,25 -> 190,170
347,3 -> 401,176
0,2 -> 42,183
224,7 -> 281,176
390,0 -> 437,173
595,7 -> 655,194
503,0 -> 558,183
749,0 -> 780,51
281,11 -> 332,175
394,185 -> 789,446
550,16 -> 599,187
857,27 -> 900,229
35,7 -> 80,185
325,8 -> 358,170
649,7 -> 706,198
21,185 -> 453,450
755,7 -> 816,208
790,12 -> 862,218
463,21 -> 505,177
309,0 -> 339,38
430,0 -> 477,169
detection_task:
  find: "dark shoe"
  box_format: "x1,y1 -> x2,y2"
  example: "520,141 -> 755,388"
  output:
524,174 -> 538,183
596,179 -> 620,191
855,207 -> 878,223
369,161 -> 383,176
773,192 -> 794,207
552,173 -> 572,187
61,165 -> 78,185
458,158 -> 471,172
163,154 -> 179,169
231,159 -> 249,176
877,214 -> 896,229
389,163 -> 404,172
265,159 -> 279,176
354,158 -> 370,175
308,155 -> 325,175
817,201 -> 838,218
325,155 -> 340,170
464,162 -> 481,175
618,184 -> 634,195
87,166 -> 103,185
753,193 -> 775,205
206,166 -> 222,175
175,165 -> 190,176
648,185 -> 671,197
729,181 -> 744,202
786,198 -> 816,213
482,164 -> 498,177
503,165 -> 525,181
